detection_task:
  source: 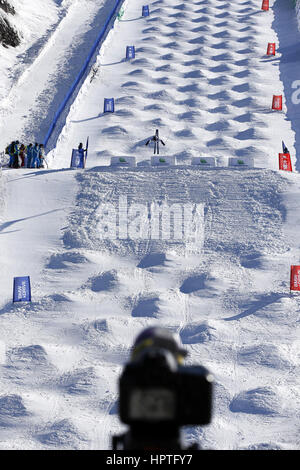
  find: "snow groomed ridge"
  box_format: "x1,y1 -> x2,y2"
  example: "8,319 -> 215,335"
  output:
0,0 -> 300,451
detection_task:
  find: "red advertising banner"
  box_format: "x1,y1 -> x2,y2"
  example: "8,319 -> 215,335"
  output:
262,0 -> 269,10
279,153 -> 292,172
290,266 -> 300,291
267,43 -> 276,55
272,95 -> 282,110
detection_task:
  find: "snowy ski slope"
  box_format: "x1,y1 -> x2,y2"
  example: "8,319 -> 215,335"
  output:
0,0 -> 299,450
0,0 -> 115,152
50,0 -> 294,169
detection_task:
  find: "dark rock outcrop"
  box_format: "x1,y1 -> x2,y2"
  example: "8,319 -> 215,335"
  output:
0,0 -> 15,15
0,1 -> 20,48
0,16 -> 20,47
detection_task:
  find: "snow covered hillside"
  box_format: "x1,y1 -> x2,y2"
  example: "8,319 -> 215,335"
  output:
0,0 -> 66,103
0,0 -> 299,450
0,0 -> 116,153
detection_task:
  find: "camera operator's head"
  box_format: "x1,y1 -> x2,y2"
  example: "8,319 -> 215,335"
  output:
130,326 -> 188,365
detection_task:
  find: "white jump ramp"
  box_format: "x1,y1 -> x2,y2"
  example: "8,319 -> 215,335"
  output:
109,155 -> 255,169
151,156 -> 177,166
191,156 -> 254,168
228,157 -> 255,168
110,156 -> 136,167
191,157 -> 216,167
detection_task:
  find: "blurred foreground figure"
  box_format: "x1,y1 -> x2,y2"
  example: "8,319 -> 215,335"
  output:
112,326 -> 214,450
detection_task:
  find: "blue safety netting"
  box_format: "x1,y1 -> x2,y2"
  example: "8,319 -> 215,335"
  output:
43,0 -> 125,150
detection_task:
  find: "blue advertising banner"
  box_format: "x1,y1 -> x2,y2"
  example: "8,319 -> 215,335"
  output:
126,46 -> 135,59
70,149 -> 84,168
142,5 -> 150,17
13,276 -> 31,302
104,98 -> 115,113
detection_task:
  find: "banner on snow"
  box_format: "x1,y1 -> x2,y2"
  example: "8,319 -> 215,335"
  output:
228,156 -> 254,167
272,95 -> 282,110
104,98 -> 115,113
13,276 -> 31,302
191,157 -> 216,167
290,265 -> 300,291
126,46 -> 135,59
110,156 -> 136,167
142,5 -> 150,17
279,153 -> 292,172
70,149 -> 84,169
267,43 -> 276,55
151,156 -> 177,166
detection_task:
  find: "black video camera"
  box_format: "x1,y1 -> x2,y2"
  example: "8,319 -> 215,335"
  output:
112,336 -> 213,450
119,348 -> 213,427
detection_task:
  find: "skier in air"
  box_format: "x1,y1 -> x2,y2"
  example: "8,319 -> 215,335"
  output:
145,129 -> 165,155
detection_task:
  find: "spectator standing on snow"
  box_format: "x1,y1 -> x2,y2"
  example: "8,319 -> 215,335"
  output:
31,143 -> 40,168
26,144 -> 33,168
78,142 -> 87,168
7,141 -> 16,167
38,144 -> 46,168
19,144 -> 26,167
12,141 -> 20,168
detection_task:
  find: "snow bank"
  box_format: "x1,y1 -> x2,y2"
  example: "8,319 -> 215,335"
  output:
0,1 -> 68,103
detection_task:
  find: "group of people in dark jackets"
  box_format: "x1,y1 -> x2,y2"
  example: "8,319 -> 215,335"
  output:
4,141 -> 88,169
5,141 -> 46,168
